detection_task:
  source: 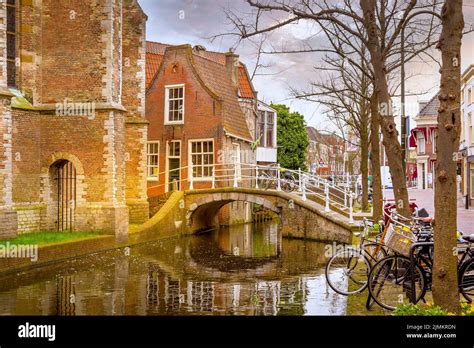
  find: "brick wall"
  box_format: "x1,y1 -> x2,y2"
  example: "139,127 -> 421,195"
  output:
122,1 -> 149,222
145,44 -> 257,229
146,46 -> 224,197
15,205 -> 45,234
0,0 -> 149,240
0,1 -> 7,87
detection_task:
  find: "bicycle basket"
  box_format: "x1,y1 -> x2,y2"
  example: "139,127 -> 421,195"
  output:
385,224 -> 416,257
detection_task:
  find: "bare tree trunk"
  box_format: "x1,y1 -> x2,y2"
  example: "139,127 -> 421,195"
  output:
361,0 -> 410,218
370,92 -> 383,222
432,0 -> 463,313
360,124 -> 369,212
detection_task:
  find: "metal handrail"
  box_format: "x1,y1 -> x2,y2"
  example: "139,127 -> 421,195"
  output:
146,161 -> 358,223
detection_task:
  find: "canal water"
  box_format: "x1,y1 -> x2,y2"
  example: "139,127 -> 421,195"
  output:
0,223 -> 347,315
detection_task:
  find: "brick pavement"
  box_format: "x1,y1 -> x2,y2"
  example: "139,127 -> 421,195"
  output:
384,189 -> 474,234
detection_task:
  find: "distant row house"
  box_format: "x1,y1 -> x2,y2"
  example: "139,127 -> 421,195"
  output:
306,127 -> 346,175
410,95 -> 439,190
410,64 -> 474,208
144,42 -> 278,222
460,65 -> 474,208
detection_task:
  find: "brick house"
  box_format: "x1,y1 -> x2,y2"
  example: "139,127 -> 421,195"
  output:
0,0 -> 149,240
410,94 -> 439,190
306,127 -> 329,175
145,42 -> 258,223
306,127 -> 346,175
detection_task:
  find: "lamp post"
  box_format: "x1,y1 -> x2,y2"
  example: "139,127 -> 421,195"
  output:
400,10 -> 441,175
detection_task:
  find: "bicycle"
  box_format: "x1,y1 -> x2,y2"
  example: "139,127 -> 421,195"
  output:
325,217 -> 388,296
367,218 -> 474,310
257,165 -> 297,193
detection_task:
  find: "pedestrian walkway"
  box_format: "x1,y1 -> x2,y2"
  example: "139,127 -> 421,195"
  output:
384,189 -> 474,234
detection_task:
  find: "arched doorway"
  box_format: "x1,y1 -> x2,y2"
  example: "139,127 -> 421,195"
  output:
50,160 -> 77,231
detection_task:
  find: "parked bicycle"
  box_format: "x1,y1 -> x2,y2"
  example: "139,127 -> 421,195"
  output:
325,217 -> 388,296
367,216 -> 474,310
257,165 -> 297,193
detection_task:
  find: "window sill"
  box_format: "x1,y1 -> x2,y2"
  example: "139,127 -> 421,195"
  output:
191,177 -> 213,182
147,177 -> 159,182
164,121 -> 184,126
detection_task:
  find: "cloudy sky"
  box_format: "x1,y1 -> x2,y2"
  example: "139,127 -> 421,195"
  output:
138,0 -> 474,132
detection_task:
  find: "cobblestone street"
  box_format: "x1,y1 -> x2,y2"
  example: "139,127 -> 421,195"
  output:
385,189 -> 474,234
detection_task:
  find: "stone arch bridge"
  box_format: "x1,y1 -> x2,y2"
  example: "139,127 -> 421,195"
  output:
134,188 -> 357,245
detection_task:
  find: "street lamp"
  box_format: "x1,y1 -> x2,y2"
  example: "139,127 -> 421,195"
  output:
400,10 -> 442,174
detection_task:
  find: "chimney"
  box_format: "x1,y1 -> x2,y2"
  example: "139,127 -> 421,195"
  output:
225,50 -> 239,89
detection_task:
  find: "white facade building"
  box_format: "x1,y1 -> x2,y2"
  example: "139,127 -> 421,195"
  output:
460,65 -> 474,208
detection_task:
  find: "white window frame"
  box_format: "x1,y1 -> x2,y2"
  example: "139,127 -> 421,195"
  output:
164,84 -> 185,125
165,140 -> 181,192
265,112 -> 276,148
431,130 -> 436,154
417,132 -> 425,154
147,141 -> 160,181
257,111 -> 266,146
257,109 -> 277,149
188,139 -> 215,182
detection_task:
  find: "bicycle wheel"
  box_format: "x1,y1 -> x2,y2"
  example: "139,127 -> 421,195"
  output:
363,242 -> 388,264
362,243 -> 387,310
325,247 -> 371,295
459,257 -> 474,303
368,255 -> 427,310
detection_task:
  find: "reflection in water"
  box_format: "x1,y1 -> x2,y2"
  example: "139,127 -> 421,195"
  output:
0,222 -> 347,316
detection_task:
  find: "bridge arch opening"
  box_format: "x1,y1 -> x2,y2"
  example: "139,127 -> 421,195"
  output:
186,193 -> 281,233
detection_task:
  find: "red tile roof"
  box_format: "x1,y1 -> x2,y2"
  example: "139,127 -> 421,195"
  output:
193,55 -> 252,141
146,42 -> 168,89
145,41 -> 256,99
145,42 -> 253,141
238,65 -> 255,99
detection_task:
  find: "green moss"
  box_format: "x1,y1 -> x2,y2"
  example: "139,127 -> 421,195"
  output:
394,303 -> 474,316
345,261 -> 385,315
0,231 -> 102,246
9,88 -> 35,110
346,290 -> 385,316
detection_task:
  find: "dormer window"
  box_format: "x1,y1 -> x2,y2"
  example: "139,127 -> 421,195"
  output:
164,84 -> 184,124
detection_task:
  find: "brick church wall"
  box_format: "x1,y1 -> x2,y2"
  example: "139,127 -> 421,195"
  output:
0,1 -> 17,239
0,0 -> 149,240
123,0 -> 149,223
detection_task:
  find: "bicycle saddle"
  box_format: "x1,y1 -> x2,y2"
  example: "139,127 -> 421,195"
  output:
462,234 -> 474,243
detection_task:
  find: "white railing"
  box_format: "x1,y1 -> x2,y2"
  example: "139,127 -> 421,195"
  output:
147,162 -> 358,224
